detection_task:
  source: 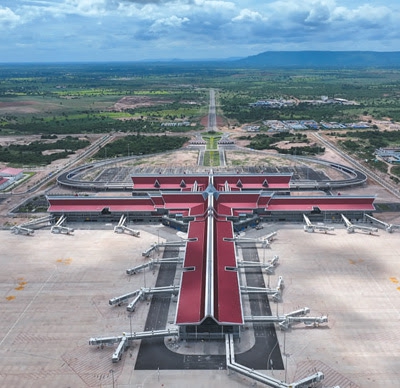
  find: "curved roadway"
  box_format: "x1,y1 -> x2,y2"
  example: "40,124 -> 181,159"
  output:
313,132 -> 400,199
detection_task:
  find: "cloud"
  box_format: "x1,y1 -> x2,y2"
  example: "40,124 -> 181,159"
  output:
232,9 -> 265,22
150,15 -> 189,31
1,0 -> 400,61
0,7 -> 21,29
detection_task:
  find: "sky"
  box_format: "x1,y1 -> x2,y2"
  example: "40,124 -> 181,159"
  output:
1,0 -> 399,62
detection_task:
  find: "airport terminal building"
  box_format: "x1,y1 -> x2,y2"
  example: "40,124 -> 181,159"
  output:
46,171 -> 375,339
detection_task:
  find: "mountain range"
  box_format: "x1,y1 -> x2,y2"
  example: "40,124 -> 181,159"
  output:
236,51 -> 400,68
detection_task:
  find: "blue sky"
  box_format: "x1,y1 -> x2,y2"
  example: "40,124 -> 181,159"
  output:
1,0 -> 399,62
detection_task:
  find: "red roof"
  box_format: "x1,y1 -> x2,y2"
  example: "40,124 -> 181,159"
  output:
132,175 -> 209,191
47,197 -> 156,213
176,221 -> 207,324
214,220 -> 242,324
162,193 -> 207,216
0,167 -> 22,176
215,193 -> 260,216
213,174 -> 291,190
267,196 -> 375,211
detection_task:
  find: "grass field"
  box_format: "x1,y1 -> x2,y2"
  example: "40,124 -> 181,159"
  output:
203,150 -> 220,166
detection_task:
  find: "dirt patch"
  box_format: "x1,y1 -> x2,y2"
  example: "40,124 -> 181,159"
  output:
200,115 -> 225,129
0,101 -> 35,108
272,140 -> 315,149
0,100 -> 39,114
112,96 -> 173,111
127,150 -> 199,168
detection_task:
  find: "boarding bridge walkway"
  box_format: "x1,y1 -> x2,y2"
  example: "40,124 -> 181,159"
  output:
126,257 -> 183,275
114,215 -> 140,236
89,328 -> 179,363
51,215 -> 74,234
225,334 -> 328,388
241,276 -> 284,302
244,307 -> 328,330
109,285 -> 179,312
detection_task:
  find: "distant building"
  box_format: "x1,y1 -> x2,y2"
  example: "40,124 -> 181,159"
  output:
249,99 -> 295,109
263,120 -> 289,132
161,122 -> 191,127
300,120 -> 319,129
243,125 -> 260,132
347,122 -> 370,129
0,176 -> 10,190
0,167 -> 23,190
0,167 -> 23,180
376,148 -> 400,164
282,120 -> 307,130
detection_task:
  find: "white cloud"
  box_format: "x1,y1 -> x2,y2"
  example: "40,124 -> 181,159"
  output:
232,9 -> 265,22
1,0 -> 400,61
0,7 -> 21,29
150,15 -> 189,32
65,0 -> 108,15
193,0 -> 236,11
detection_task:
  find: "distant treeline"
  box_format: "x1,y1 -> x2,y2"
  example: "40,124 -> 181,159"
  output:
241,132 -> 325,156
0,136 -> 89,165
94,134 -> 189,158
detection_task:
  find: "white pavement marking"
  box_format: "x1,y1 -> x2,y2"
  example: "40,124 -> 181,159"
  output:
0,268 -> 56,348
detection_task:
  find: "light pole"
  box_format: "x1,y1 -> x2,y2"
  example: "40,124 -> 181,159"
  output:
109,369 -> 115,388
262,240 -> 266,265
284,330 -> 288,382
129,313 -> 133,341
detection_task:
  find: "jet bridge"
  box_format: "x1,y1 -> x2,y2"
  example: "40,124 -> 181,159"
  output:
238,255 -> 279,273
89,328 -> 179,363
225,334 -> 326,388
232,231 -> 277,247
365,214 -> 400,233
126,256 -> 183,275
126,262 -> 154,275
126,291 -> 144,312
114,215 -> 140,236
11,225 -> 34,236
126,286 -> 179,312
109,285 -> 179,312
51,215 -> 74,234
112,335 -> 128,362
142,239 -> 189,257
238,255 -> 279,275
109,289 -> 141,306
241,276 -> 284,302
244,308 -> 328,331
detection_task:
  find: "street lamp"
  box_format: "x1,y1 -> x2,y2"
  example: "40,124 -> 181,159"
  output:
129,313 -> 133,341
262,240 -> 266,265
109,369 -> 115,388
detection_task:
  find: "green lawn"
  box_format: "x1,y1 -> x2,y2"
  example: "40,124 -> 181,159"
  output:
203,150 -> 220,166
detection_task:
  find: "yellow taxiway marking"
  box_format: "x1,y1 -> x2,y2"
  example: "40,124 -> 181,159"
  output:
349,258 -> 364,265
15,279 -> 28,291
56,258 -> 73,265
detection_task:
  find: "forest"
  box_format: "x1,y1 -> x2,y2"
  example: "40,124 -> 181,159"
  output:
93,134 -> 189,159
0,136 -> 89,165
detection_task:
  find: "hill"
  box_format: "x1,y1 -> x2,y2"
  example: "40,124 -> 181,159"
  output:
237,51 -> 400,68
